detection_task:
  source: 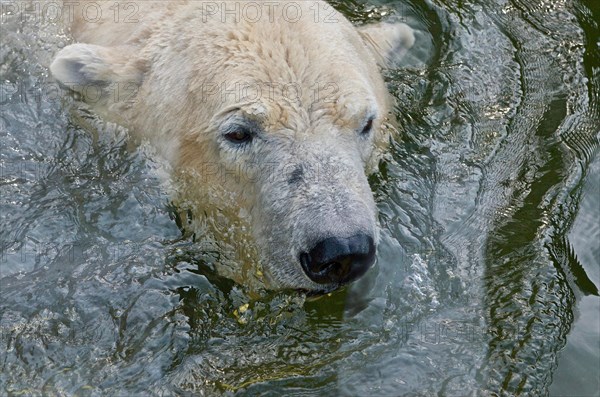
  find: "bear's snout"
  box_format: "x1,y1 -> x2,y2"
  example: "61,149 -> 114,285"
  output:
299,234 -> 376,285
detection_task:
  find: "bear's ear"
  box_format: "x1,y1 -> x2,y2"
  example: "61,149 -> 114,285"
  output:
357,22 -> 415,69
50,43 -> 144,97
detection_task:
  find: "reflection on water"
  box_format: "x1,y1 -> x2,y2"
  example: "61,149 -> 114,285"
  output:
1,0 -> 598,395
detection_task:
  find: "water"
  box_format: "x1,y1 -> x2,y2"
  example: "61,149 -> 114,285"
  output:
1,0 -> 599,395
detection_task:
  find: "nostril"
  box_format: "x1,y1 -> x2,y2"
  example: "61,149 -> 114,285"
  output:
301,252 -> 329,274
300,234 -> 376,285
300,252 -> 312,272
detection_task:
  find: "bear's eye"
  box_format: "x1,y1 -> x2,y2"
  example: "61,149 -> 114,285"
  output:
360,117 -> 374,136
224,128 -> 253,144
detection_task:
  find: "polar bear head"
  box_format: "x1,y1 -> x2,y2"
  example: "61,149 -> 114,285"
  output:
51,1 -> 414,293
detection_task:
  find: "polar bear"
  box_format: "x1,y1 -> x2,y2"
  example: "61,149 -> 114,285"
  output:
51,0 -> 415,293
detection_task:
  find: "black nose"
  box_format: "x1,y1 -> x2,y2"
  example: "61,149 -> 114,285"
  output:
300,234 -> 376,285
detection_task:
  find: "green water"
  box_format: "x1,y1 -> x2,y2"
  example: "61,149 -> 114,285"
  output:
1,0 -> 598,395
